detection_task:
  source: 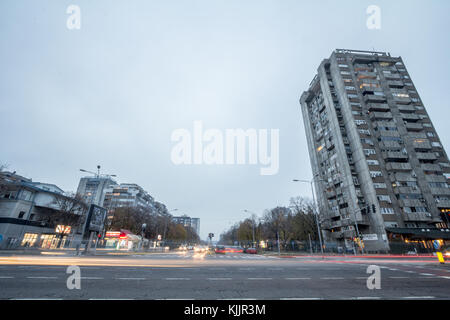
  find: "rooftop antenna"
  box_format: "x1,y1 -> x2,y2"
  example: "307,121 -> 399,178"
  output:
80,165 -> 117,179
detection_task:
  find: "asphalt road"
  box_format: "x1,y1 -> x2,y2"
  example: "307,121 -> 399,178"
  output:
0,251 -> 449,300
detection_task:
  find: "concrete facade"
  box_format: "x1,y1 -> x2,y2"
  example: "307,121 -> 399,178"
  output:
300,49 -> 450,253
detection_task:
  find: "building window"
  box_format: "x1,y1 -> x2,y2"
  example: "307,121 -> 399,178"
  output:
377,195 -> 392,203
380,207 -> 394,214
432,142 -> 442,148
364,149 -> 376,156
18,211 -> 26,219
370,171 -> 383,178
355,120 -> 367,126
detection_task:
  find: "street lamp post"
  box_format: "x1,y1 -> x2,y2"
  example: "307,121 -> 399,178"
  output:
293,177 -> 324,255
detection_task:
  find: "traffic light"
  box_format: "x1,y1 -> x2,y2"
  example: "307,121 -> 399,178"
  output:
372,204 -> 376,213
97,233 -> 102,239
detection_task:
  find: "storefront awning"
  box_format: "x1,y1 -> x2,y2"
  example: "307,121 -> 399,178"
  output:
386,227 -> 450,240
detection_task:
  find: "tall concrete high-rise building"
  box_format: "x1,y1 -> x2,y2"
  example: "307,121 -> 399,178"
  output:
76,176 -> 117,207
300,49 -> 450,253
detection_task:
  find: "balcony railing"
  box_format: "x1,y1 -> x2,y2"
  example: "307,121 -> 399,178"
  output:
402,212 -> 433,222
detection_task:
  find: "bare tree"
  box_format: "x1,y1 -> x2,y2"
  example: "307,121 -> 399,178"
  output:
48,193 -> 88,247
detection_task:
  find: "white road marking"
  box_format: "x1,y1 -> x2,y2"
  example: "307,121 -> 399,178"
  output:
27,276 -> 58,279
207,278 -> 232,281
89,298 -> 134,300
439,276 -> 450,279
247,278 -> 273,280
117,278 -> 146,280
320,277 -> 345,280
401,296 -> 435,299
0,276 -> 14,279
389,276 -> 409,279
165,278 -> 191,280
280,298 -> 321,300
351,297 -> 381,300
11,298 -> 63,300
285,277 -> 312,280
81,277 -> 104,280
419,273 -> 435,276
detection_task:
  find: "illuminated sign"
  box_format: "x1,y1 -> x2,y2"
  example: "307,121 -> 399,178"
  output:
55,225 -> 71,234
105,231 -> 127,239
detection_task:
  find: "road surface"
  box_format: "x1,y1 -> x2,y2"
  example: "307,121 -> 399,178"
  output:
0,251 -> 449,300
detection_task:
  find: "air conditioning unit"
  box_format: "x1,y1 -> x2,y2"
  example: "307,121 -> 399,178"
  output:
425,213 -> 432,217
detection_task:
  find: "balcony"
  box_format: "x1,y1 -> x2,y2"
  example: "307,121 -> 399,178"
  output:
379,141 -> 402,149
387,80 -> 404,88
436,199 -> 450,208
405,122 -> 423,131
386,162 -> 412,172
326,190 -> 337,199
398,105 -> 416,113
369,111 -> 393,121
416,152 -> 437,161
367,103 -> 390,112
399,199 -> 426,207
421,163 -> 442,173
364,94 -> 387,103
357,71 -> 377,79
412,140 -> 432,151
425,174 -> 447,183
393,96 -> 412,105
393,186 -> 422,195
430,187 -> 450,196
392,172 -> 416,182
384,73 -> 401,80
403,212 -> 433,222
382,151 -> 408,161
376,130 -> 400,139
331,220 -> 343,228
401,113 -> 420,121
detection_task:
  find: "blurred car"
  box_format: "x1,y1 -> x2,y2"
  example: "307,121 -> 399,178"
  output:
194,245 -> 207,253
442,245 -> 450,260
243,247 -> 257,254
215,245 -> 226,254
226,246 -> 244,253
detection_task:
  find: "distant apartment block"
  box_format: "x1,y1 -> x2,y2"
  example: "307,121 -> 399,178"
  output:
103,183 -> 155,211
300,49 -> 450,252
172,215 -> 200,236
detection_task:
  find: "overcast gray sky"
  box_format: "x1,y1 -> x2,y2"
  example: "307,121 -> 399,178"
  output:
1,0 -> 449,240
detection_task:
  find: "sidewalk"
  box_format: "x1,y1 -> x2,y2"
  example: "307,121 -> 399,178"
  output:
0,248 -> 172,257
260,251 -> 437,258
